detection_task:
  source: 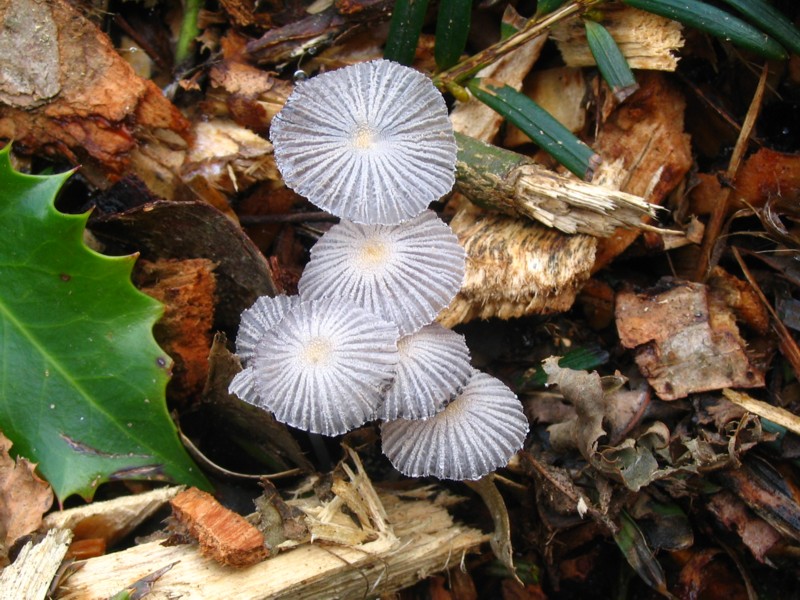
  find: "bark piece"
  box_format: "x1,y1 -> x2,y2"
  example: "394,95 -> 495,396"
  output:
56,488 -> 487,599
438,207 -> 596,326
207,59 -> 292,133
135,259 -> 217,404
170,487 -> 268,568
616,279 -> 764,400
0,432 -> 53,564
89,200 -> 277,333
202,333 -> 313,473
42,485 -> 184,549
0,0 -> 189,196
0,528 -> 72,600
553,5 -> 684,71
592,73 -> 693,269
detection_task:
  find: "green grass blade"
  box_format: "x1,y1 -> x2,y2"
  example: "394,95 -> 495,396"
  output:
435,0 -> 472,70
622,0 -> 787,60
468,79 -> 600,180
719,0 -> 800,55
584,20 -> 639,102
385,0 -> 430,65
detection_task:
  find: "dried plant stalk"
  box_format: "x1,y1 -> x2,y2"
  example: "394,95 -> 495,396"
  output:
552,5 -> 684,71
456,134 -> 660,237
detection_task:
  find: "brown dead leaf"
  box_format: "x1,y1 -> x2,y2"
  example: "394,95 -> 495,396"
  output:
0,432 -> 53,563
616,279 -> 764,400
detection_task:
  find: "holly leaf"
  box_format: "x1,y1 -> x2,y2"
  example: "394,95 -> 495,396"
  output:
0,146 -> 210,501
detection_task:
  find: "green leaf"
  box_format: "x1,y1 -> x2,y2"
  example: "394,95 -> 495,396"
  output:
384,0 -> 430,65
468,79 -> 600,180
622,0 -> 787,60
718,0 -> 800,56
435,0 -> 472,70
584,20 -> 639,102
0,146 -> 210,501
536,0 -> 567,17
614,511 -> 669,595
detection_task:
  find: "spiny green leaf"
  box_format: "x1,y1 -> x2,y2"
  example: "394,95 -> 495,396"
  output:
584,19 -> 639,102
622,0 -> 787,60
435,0 -> 472,70
719,0 -> 800,56
468,79 -> 600,180
384,0 -> 430,65
0,145 -> 210,501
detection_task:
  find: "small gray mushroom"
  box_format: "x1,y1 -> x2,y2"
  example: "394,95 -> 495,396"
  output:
378,323 -> 472,420
269,59 -> 457,225
233,297 -> 399,436
381,370 -> 529,480
298,210 -> 466,336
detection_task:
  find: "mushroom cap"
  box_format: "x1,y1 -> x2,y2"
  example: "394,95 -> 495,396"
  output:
247,297 -> 400,436
235,294 -> 301,365
381,370 -> 529,480
298,210 -> 466,335
378,323 -> 472,420
269,59 -> 457,225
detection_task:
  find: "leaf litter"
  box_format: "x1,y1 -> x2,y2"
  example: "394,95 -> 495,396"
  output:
2,0 -> 800,597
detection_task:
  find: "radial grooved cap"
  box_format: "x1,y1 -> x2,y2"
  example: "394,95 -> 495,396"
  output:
269,59 -> 457,225
381,370 -> 529,480
299,210 -> 466,336
378,323 -> 472,420
243,297 -> 400,436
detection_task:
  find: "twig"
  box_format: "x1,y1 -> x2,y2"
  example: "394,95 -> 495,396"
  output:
433,1 -> 595,87
695,63 -> 769,280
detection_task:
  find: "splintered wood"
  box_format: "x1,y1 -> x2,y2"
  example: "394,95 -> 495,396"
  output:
552,5 -> 684,71
57,455 -> 488,599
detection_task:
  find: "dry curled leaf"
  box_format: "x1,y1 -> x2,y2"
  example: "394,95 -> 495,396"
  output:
0,432 -> 53,563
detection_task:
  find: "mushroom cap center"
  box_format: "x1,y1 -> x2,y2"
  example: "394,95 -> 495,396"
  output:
302,336 -> 334,365
355,238 -> 390,271
351,124 -> 380,150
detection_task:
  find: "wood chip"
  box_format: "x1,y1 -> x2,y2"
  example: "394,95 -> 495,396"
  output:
170,487 -> 268,568
42,486 -> 183,549
0,528 -> 72,600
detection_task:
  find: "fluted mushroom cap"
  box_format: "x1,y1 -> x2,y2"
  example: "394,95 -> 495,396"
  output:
233,297 -> 400,436
381,370 -> 529,480
269,59 -> 457,225
298,210 -> 466,336
235,294 -> 301,365
378,323 -> 472,420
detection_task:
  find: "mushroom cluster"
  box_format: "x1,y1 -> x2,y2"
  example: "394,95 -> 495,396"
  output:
231,59 -> 528,481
